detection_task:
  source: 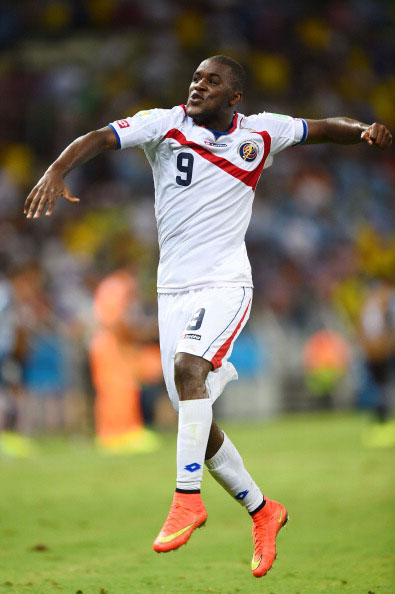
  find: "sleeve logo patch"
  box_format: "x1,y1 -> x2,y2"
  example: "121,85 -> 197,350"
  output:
136,110 -> 153,119
238,141 -> 259,162
117,119 -> 130,128
270,112 -> 289,119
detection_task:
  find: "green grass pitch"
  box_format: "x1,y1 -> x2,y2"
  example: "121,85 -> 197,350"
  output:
0,413 -> 393,593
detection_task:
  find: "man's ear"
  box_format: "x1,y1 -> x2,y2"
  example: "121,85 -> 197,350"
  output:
230,91 -> 242,106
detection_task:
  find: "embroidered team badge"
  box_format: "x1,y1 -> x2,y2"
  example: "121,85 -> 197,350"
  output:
238,141 -> 259,162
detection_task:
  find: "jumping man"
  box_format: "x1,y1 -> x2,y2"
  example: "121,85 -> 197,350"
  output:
24,55 -> 392,578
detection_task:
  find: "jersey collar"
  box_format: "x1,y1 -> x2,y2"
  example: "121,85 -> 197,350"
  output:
180,106 -> 239,140
205,113 -> 239,140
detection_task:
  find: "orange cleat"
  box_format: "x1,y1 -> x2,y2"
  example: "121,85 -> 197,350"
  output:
251,497 -> 288,577
153,491 -> 207,553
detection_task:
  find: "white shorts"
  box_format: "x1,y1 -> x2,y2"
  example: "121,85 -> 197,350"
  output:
158,286 -> 252,411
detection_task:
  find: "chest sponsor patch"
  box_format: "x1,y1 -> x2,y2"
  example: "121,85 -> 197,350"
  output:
238,141 -> 259,162
204,141 -> 228,147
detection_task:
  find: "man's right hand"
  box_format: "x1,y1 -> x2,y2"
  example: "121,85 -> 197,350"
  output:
24,127 -> 117,218
24,171 -> 80,219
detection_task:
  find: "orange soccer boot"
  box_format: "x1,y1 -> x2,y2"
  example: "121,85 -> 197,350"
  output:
250,497 -> 288,577
153,491 -> 207,553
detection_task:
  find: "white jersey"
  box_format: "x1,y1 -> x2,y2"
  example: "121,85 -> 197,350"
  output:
109,106 -> 307,293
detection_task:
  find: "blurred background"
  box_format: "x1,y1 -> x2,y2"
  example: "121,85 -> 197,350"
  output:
0,0 -> 394,454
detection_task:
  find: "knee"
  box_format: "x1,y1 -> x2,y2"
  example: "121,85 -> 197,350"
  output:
174,352 -> 211,399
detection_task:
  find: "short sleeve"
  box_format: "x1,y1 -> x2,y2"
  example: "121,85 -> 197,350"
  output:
109,108 -> 180,150
243,112 -> 308,156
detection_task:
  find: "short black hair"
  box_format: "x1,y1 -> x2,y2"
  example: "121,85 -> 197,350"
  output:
207,55 -> 246,93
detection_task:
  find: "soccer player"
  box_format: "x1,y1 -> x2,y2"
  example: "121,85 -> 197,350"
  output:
24,55 -> 392,577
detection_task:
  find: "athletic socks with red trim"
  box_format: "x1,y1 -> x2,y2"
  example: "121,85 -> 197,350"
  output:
205,432 -> 264,512
176,399 -> 213,491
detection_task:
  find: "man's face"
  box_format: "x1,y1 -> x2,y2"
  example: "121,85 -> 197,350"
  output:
186,59 -> 240,123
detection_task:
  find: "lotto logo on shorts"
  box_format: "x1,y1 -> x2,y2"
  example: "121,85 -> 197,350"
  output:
182,333 -> 201,340
117,119 -> 130,128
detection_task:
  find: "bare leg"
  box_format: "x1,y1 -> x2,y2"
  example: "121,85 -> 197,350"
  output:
174,352 -> 212,400
174,353 -> 225,460
206,418 -> 224,459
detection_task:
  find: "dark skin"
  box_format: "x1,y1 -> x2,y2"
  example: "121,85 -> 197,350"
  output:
24,57 -> 392,459
185,60 -> 243,130
174,351 -> 221,459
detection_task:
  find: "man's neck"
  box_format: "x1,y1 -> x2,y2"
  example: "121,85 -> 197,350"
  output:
194,112 -> 235,133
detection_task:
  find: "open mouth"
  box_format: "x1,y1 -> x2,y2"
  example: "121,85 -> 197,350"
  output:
189,93 -> 204,105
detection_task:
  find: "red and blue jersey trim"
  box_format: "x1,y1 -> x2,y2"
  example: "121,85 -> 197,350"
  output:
205,113 -> 239,140
108,123 -> 121,149
293,118 -> 308,145
301,118 -> 308,142
179,105 -> 238,140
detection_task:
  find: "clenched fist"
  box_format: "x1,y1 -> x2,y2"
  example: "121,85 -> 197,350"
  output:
361,123 -> 392,149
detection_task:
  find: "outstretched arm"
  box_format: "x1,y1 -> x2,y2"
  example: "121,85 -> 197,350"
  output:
24,126 -> 117,219
305,118 -> 392,149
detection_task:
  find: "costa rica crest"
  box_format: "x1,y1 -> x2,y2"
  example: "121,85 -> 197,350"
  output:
238,141 -> 259,162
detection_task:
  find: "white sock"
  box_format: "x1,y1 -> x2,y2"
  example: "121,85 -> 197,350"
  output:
205,432 -> 264,512
176,399 -> 213,491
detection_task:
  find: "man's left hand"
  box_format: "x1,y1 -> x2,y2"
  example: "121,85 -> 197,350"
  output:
361,123 -> 392,149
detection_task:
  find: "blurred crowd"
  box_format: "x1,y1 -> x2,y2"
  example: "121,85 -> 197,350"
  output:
0,1 -> 394,441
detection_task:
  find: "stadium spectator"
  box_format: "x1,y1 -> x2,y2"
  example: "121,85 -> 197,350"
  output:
359,279 -> 395,447
90,268 -> 161,453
